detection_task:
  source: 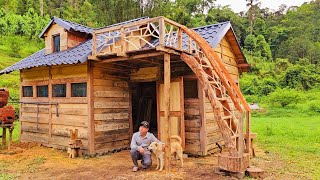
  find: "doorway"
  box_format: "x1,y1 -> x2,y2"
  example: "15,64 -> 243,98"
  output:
131,82 -> 158,137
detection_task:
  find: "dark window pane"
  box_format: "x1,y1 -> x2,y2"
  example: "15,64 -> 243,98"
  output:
37,85 -> 48,97
52,84 -> 66,97
71,83 -> 87,97
184,80 -> 198,98
53,35 -> 60,52
23,86 -> 33,97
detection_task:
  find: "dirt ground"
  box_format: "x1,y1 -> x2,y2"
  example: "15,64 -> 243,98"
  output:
0,142 -> 307,180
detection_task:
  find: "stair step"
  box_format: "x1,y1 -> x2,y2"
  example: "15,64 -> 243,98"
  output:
222,115 -> 233,120
201,65 -> 211,69
209,81 -> 219,85
217,97 -> 227,101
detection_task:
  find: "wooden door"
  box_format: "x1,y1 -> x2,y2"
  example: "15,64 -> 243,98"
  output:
157,77 -> 185,148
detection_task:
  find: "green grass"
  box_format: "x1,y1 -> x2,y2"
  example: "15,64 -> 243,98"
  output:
252,114 -> 320,178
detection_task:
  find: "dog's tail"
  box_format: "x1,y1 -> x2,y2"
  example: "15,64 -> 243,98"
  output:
170,135 -> 182,145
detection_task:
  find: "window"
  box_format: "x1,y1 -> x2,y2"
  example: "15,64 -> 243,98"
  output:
184,80 -> 198,98
52,84 -> 66,97
23,86 -> 33,97
53,34 -> 60,52
37,85 -> 48,97
71,83 -> 87,97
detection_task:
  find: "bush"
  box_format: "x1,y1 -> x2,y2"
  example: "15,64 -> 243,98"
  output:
308,101 -> 320,113
9,40 -> 21,58
268,88 -> 302,107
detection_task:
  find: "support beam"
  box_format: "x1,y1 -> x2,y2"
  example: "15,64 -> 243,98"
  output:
164,53 -> 171,172
245,111 -> 251,154
87,61 -> 95,154
98,52 -> 164,64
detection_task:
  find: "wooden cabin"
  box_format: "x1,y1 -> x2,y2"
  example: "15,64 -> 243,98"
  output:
0,16 -> 250,158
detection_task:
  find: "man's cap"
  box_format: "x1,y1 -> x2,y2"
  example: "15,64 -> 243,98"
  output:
140,121 -> 149,128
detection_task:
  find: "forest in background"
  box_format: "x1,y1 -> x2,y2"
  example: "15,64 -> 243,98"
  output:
0,0 -> 319,115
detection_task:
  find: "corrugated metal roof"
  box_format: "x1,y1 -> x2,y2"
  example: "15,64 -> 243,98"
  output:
0,18 -> 245,75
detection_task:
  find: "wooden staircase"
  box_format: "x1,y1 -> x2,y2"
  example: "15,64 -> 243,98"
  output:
90,16 -> 252,173
180,26 -> 251,172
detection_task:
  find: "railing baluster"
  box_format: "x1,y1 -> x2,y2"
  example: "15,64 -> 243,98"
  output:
178,28 -> 182,50
121,27 -> 126,53
159,17 -> 165,46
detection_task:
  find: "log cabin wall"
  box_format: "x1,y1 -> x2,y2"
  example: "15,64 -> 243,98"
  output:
214,36 -> 240,83
92,62 -> 131,154
183,78 -> 202,155
20,63 -> 89,151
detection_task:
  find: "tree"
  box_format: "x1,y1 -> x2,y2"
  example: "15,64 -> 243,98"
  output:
244,34 -> 256,50
256,34 -> 272,60
246,0 -> 261,35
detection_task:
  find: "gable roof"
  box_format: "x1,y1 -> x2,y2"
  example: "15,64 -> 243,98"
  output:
0,18 -> 247,75
39,16 -> 93,38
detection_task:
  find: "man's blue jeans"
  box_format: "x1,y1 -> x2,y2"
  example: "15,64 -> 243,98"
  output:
130,148 -> 152,168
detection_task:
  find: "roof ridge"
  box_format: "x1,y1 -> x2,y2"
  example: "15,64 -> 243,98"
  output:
192,21 -> 230,30
53,16 -> 93,30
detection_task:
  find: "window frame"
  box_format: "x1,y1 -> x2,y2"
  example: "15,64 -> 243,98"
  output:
71,82 -> 87,97
37,85 -> 49,97
52,34 -> 60,52
22,86 -> 33,97
52,84 -> 67,97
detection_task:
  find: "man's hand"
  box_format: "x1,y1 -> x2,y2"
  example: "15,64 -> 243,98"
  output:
139,147 -> 145,154
162,144 -> 166,151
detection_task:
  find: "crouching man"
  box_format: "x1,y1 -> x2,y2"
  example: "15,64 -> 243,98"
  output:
130,121 -> 164,172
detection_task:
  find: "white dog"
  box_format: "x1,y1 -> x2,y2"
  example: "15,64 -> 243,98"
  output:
148,135 -> 184,171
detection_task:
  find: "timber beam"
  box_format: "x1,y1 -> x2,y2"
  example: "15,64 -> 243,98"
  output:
97,52 -> 164,64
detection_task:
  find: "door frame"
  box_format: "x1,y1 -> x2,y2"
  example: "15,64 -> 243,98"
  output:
156,76 -> 185,148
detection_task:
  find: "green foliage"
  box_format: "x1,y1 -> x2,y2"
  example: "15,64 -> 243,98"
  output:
256,34 -> 272,60
280,64 -> 319,90
308,101 -> 320,113
244,34 -> 256,50
9,39 -> 21,58
268,88 -> 301,107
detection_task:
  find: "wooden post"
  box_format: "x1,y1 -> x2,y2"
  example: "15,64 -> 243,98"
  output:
2,127 -> 6,146
48,67 -> 52,142
245,111 -> 251,154
19,73 -> 22,142
238,114 -> 244,156
188,37 -> 192,54
87,61 -> 95,154
120,27 -> 127,54
8,127 -> 14,151
92,32 -> 96,56
164,53 -> 171,172
199,84 -> 207,155
159,17 -> 165,46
